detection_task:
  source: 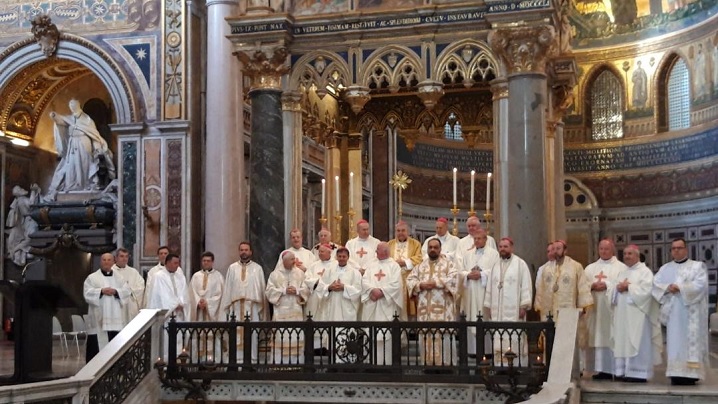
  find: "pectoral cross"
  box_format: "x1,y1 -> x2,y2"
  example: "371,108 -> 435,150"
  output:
356,247 -> 368,258
374,269 -> 386,282
594,271 -> 607,283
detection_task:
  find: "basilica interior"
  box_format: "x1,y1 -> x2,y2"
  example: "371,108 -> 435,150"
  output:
0,0 -> 716,356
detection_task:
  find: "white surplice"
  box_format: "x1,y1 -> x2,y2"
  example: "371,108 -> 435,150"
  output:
584,257 -> 626,374
84,269 -> 131,349
304,259 -> 335,320
421,233 -> 460,262
457,246 -> 499,355
274,246 -> 317,272
190,269 -> 224,321
484,254 -> 532,365
346,236 -> 381,273
317,263 -> 362,363
265,266 -> 310,364
147,268 -> 191,359
362,258 -> 403,365
220,260 -> 267,363
653,259 -> 709,380
111,264 -> 145,325
610,262 -> 662,379
456,234 -> 497,256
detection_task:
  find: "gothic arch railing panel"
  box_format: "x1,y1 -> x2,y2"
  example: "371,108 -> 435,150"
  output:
359,46 -> 424,92
290,51 -> 351,93
433,40 -> 499,87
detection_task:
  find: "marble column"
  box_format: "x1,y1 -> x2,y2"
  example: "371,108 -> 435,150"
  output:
282,91 -> 303,236
488,25 -> 556,272
491,78 -> 509,239
545,119 -> 558,242
205,0 -> 243,273
236,46 -> 289,275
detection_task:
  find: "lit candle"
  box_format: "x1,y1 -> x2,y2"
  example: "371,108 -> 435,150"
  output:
470,170 -> 475,211
321,178 -> 326,216
452,167 -> 458,206
486,172 -> 492,212
349,171 -> 354,209
335,175 -> 340,210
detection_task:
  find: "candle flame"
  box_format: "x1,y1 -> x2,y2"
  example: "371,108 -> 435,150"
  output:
488,172 -> 492,178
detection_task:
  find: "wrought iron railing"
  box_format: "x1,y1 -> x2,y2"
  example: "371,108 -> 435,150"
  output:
158,315 -> 554,394
89,328 -> 152,403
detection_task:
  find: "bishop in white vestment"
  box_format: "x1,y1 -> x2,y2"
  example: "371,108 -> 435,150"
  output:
421,217 -> 460,262
345,219 -> 380,275
652,238 -> 709,385
457,229 -> 499,356
84,253 -> 132,362
584,239 -> 626,379
303,244 -> 335,320
387,221 -> 423,320
610,245 -> 662,382
362,243 -> 404,365
407,239 -> 459,367
266,251 -> 310,364
312,228 -> 339,260
456,216 -> 497,256
484,238 -> 532,365
318,247 -> 362,363
220,242 -> 267,363
112,248 -> 145,325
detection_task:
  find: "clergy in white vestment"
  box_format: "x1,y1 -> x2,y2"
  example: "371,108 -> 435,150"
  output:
317,247 -> 362,363
421,217 -> 460,262
610,245 -> 662,382
143,245 -> 171,308
112,248 -> 145,325
189,251 -> 225,360
84,253 -> 132,362
535,243 -> 555,294
345,219 -> 381,275
304,244 -> 335,320
190,252 -> 225,321
219,242 -> 267,363
484,237 -> 532,365
361,243 -> 403,365
584,239 -> 626,379
312,228 -> 340,260
274,228 -> 317,272
387,220 -> 423,321
457,229 -> 499,356
147,254 -> 192,358
266,251 -> 310,365
652,238 -> 709,386
407,238 -> 459,367
456,216 -> 497,258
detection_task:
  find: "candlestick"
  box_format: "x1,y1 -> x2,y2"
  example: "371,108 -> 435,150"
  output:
347,207 -> 356,239
483,212 -> 493,235
349,171 -> 354,209
321,178 -> 326,216
334,212 -> 343,244
452,168 -> 457,206
486,172 -> 492,212
451,205 -> 460,236
470,170 -> 475,212
334,175 -> 340,208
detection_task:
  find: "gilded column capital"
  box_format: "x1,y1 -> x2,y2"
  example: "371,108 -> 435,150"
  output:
490,78 -> 509,100
235,46 -> 290,91
347,132 -> 363,150
281,91 -> 303,111
488,25 -> 557,75
343,86 -> 371,114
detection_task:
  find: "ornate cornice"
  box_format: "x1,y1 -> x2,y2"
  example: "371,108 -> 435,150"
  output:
488,25 -> 557,75
236,46 -> 290,91
281,91 -> 302,111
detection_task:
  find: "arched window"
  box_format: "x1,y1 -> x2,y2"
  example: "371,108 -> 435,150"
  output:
667,58 -> 690,130
443,112 -> 462,140
590,70 -> 624,141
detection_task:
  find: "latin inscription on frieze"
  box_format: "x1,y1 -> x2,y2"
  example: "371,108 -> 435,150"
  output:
397,141 -> 493,173
564,128 -> 718,173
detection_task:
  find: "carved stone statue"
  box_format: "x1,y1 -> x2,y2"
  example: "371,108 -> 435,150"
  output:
6,184 -> 40,266
44,99 -> 116,201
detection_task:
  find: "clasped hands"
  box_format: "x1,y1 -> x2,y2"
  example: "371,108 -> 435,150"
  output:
419,280 -> 438,290
198,298 -> 208,310
467,266 -> 482,281
286,285 -> 298,295
328,279 -> 345,292
616,279 -> 630,293
591,281 -> 607,291
369,288 -> 384,301
667,283 -> 681,294
101,287 -> 117,296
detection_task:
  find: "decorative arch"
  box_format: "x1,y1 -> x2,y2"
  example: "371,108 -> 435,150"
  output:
357,112 -> 380,134
564,176 -> 598,210
433,39 -> 499,87
0,34 -> 138,124
289,50 -> 351,94
360,46 -> 423,93
582,63 -> 625,141
655,52 -> 691,132
380,110 -> 405,132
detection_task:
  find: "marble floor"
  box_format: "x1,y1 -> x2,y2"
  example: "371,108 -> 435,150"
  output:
0,336 -> 87,380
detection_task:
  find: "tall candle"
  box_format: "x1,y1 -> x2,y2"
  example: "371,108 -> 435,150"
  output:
470,170 -> 475,211
334,175 -> 340,210
349,172 -> 354,209
321,178 -> 326,216
486,172 -> 492,212
452,167 -> 458,206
